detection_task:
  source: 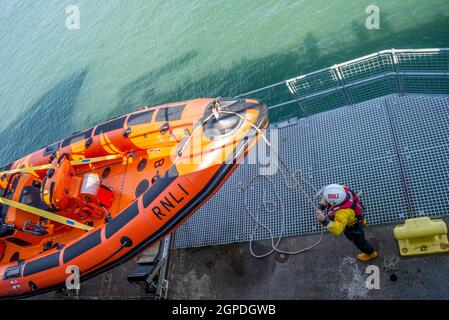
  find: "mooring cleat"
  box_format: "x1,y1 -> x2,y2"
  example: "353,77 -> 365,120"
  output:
357,251 -> 378,262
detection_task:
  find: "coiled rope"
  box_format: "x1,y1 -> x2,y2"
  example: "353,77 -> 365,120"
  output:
219,109 -> 324,258
174,100 -> 324,258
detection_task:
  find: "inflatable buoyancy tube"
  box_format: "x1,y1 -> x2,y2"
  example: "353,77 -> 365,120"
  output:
0,98 -> 268,298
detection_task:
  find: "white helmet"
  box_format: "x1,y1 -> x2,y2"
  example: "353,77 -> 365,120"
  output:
322,184 -> 347,205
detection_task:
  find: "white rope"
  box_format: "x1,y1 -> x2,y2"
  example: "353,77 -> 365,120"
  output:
172,113 -> 214,165
174,101 -> 324,258
219,109 -> 324,258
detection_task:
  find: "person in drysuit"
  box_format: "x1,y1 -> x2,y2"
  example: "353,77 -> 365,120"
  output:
315,184 -> 378,262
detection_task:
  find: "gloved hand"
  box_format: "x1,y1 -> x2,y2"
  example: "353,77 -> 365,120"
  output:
315,209 -> 325,221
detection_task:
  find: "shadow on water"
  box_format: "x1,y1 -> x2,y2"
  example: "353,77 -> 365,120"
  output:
108,12 -> 449,123
2,11 -> 448,165
108,51 -> 199,119
302,33 -> 321,69
351,21 -> 371,44
0,69 -> 88,164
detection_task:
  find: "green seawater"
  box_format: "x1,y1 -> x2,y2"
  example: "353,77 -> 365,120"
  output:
1,0 -> 448,164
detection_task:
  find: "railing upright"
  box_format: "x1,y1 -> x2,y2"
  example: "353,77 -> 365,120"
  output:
236,48 -> 449,114
332,65 -> 353,105
391,49 -> 405,95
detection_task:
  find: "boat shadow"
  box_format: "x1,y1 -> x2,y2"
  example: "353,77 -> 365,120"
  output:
108,10 -> 448,123
0,69 -> 88,165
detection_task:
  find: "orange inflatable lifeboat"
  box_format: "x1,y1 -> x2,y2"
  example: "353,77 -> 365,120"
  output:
0,97 -> 268,298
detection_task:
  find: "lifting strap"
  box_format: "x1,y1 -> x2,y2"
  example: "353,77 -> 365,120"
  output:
0,196 -> 93,231
0,154 -> 123,176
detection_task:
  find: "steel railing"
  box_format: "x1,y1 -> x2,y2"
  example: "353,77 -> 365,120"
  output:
236,48 -> 449,116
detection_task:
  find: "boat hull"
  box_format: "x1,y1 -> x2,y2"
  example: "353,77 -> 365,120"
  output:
0,98 -> 268,298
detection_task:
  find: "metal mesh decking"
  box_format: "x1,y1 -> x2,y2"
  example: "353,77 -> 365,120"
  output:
174,48 -> 449,249
173,94 -> 449,248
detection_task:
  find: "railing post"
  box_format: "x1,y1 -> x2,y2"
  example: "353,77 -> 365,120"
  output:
333,65 -> 353,105
391,49 -> 405,95
285,80 -> 309,117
